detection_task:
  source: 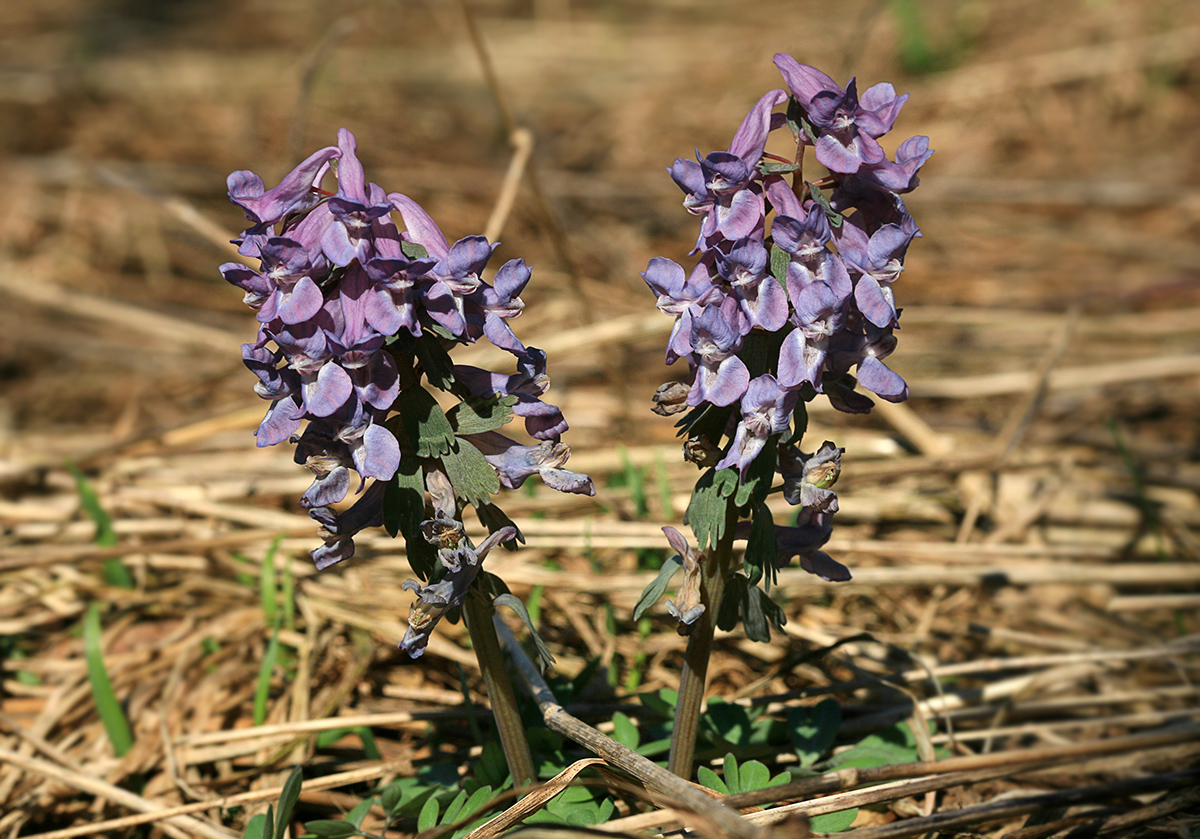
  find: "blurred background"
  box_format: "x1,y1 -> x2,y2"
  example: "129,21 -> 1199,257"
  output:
2,0 -> 1199,834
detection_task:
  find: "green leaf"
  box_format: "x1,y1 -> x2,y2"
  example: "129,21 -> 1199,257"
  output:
758,160 -> 800,175
493,593 -> 556,672
417,795 -> 440,833
253,621 -> 281,726
381,777 -> 433,817
697,764 -> 727,794
784,95 -> 807,142
455,785 -> 494,825
810,808 -> 858,833
684,467 -> 739,551
446,394 -> 518,435
260,536 -> 280,623
723,753 -> 740,791
68,461 -> 134,589
716,574 -> 747,633
345,798 -> 374,828
242,813 -> 269,839
67,461 -> 117,547
742,583 -> 786,643
743,503 -> 775,588
637,688 -> 678,719
611,711 -> 639,749
401,241 -> 429,260
632,553 -> 683,620
770,244 -> 790,287
390,387 -> 456,457
83,603 -> 133,757
734,439 -> 777,508
275,766 -> 304,839
302,819 -> 360,838
476,738 -> 510,789
806,182 -> 844,228
414,334 -> 459,392
441,789 -> 468,826
705,700 -> 753,748
736,759 -> 770,793
790,699 -> 842,767
380,781 -> 409,816
442,439 -> 500,509
383,460 -> 436,579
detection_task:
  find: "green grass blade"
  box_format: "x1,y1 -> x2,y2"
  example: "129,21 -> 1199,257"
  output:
260,537 -> 279,623
67,461 -> 134,589
253,621 -> 282,726
83,603 -> 134,756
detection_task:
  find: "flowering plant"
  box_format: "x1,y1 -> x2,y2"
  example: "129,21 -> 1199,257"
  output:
638,53 -> 931,776
221,128 -> 594,785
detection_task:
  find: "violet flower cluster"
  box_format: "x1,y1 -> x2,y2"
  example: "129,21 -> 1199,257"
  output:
643,55 -> 931,629
221,129 -> 593,657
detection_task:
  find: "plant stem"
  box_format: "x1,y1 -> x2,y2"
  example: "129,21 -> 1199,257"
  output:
462,592 -> 536,791
667,505 -> 738,779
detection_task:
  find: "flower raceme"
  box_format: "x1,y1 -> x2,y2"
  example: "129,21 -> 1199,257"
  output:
222,128 -> 593,655
643,54 -> 931,632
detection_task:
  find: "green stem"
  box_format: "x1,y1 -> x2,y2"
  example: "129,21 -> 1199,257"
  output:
462,592 -> 537,790
667,505 -> 738,779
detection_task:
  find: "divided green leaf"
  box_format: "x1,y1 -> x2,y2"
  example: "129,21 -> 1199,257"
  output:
446,393 -> 518,435
443,439 -> 500,509
390,387 -> 456,457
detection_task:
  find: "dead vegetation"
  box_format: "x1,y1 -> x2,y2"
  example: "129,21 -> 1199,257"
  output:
1,0 -> 1199,837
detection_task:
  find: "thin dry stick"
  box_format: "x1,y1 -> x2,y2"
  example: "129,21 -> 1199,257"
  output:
484,126 -> 534,242
456,0 -> 588,317
834,769 -> 1200,839
493,618 -> 768,839
600,725 -> 1200,833
715,722 -> 1200,809
17,760 -> 409,839
0,745 -> 237,839
462,758 -> 607,839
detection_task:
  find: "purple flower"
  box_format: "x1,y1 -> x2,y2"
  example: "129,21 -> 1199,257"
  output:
454,348 -> 568,440
771,207 -> 853,304
779,441 -> 842,510
688,301 -> 750,407
641,257 -> 720,365
715,374 -> 797,479
320,130 -> 394,267
670,89 -> 787,250
463,431 -> 594,496
227,144 -> 340,257
777,280 -> 844,390
716,238 -> 788,332
399,524 -> 516,658
773,55 -> 905,175
662,526 -> 705,630
308,480 -> 387,570
837,219 -> 918,329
